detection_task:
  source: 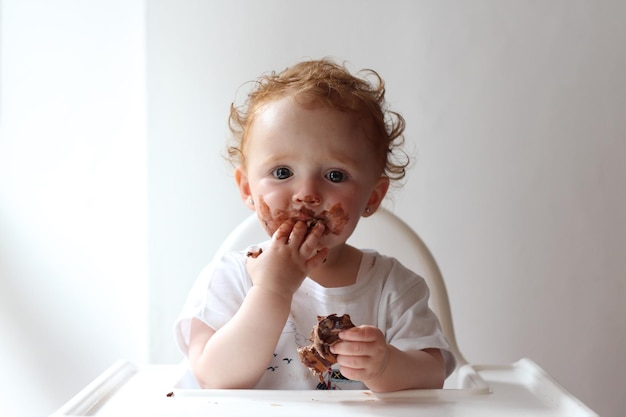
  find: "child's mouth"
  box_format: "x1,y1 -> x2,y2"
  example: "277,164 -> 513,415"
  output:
292,213 -> 323,229
256,196 -> 349,236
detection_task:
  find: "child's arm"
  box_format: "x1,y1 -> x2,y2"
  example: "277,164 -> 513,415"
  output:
331,325 -> 446,392
187,220 -> 328,389
187,285 -> 292,388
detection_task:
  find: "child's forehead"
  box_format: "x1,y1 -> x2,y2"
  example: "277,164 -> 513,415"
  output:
250,97 -> 369,140
252,96 -> 367,128
243,97 -> 384,169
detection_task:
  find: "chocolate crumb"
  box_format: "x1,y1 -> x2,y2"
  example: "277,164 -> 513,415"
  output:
246,248 -> 263,258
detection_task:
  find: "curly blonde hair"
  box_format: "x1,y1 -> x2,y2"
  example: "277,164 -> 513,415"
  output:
227,58 -> 409,183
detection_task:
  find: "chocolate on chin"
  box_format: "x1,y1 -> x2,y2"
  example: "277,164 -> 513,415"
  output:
297,314 -> 355,382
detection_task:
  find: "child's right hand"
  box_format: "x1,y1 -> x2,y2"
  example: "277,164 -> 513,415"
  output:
246,219 -> 329,300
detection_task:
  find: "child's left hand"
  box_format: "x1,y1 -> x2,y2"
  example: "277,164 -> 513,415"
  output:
330,325 -> 390,383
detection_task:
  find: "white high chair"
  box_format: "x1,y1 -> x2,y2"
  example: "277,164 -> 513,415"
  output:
214,206 -> 468,369
52,208 -> 600,416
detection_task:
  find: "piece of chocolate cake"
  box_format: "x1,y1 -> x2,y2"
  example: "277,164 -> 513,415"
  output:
297,314 -> 355,382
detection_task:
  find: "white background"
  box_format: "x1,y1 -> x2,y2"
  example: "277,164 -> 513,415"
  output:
1,1 -> 625,417
0,1 -> 148,416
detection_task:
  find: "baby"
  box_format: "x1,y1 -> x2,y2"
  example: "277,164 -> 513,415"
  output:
175,58 -> 455,391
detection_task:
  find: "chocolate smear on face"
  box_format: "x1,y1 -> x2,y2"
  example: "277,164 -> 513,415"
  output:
256,196 -> 350,236
322,203 -> 349,235
257,196 -> 291,233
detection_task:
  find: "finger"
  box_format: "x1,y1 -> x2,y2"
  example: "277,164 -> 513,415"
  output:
335,352 -> 367,369
306,220 -> 325,237
272,220 -> 294,242
334,339 -> 387,360
338,325 -> 380,342
305,221 -> 325,241
299,222 -> 325,256
336,365 -> 362,382
287,220 -> 308,245
245,246 -> 263,258
304,247 -> 329,270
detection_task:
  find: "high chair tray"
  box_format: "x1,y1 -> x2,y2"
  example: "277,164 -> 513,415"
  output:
52,358 -> 598,417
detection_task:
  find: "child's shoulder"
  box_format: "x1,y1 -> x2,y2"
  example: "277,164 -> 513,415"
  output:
360,249 -> 422,281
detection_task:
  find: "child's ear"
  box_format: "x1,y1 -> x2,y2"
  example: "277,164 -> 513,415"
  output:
363,176 -> 390,217
234,167 -> 255,211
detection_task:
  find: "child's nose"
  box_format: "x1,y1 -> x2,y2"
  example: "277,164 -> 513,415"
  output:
293,180 -> 321,206
294,194 -> 321,205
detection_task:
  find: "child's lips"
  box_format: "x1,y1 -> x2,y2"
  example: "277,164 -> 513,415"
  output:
292,214 -> 312,222
291,208 -> 322,224
293,216 -> 323,228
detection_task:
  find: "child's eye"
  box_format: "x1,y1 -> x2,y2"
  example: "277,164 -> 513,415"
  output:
272,167 -> 293,180
326,170 -> 346,183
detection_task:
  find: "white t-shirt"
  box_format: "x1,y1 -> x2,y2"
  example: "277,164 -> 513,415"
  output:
175,245 -> 456,390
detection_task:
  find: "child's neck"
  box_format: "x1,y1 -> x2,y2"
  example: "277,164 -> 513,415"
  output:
308,244 -> 362,288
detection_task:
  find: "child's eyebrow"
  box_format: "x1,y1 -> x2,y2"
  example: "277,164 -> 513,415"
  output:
326,152 -> 364,168
257,153 -> 291,167
254,145 -> 366,170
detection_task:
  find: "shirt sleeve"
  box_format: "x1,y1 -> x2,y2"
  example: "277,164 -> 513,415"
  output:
381,258 -> 457,377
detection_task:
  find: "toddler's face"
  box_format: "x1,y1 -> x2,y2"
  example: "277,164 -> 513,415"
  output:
236,97 -> 389,250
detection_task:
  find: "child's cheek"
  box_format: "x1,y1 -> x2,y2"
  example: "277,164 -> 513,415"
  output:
324,203 -> 350,235
257,195 -> 289,235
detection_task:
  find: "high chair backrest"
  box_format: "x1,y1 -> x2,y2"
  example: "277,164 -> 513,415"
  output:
215,207 -> 467,368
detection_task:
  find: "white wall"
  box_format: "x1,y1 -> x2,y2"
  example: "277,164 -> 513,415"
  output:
147,1 -> 625,417
0,1 -> 147,416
